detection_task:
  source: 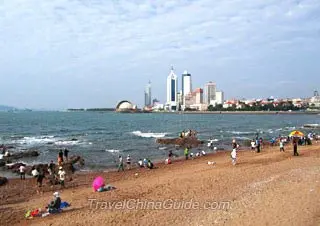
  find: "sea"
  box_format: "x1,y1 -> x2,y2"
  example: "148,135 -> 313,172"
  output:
0,111 -> 319,174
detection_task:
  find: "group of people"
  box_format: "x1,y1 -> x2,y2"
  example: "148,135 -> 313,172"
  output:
58,149 -> 69,165
250,136 -> 263,153
179,130 -> 197,138
117,154 -> 155,171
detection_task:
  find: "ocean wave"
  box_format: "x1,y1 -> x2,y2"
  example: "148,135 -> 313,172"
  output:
54,140 -> 80,146
234,136 -> 252,140
131,131 -> 167,138
105,149 -> 121,153
13,136 -> 57,145
227,131 -> 254,135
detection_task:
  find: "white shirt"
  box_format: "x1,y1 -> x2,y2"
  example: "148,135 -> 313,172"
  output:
32,169 -> 39,177
251,141 -> 255,147
19,165 -> 26,173
58,170 -> 66,181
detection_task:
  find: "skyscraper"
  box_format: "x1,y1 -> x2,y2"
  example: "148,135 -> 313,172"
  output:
144,81 -> 152,107
166,66 -> 178,110
215,91 -> 224,105
204,82 -> 216,105
182,70 -> 192,103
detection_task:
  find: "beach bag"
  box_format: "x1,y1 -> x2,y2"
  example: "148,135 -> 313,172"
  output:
31,209 -> 40,217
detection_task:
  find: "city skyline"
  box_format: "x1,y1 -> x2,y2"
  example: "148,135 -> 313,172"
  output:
0,1 -> 319,109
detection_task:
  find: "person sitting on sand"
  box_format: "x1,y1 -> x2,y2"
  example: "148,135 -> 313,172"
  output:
47,192 -> 62,214
138,159 -> 143,168
143,158 -> 148,168
196,152 -> 201,157
147,159 -> 154,169
201,150 -> 206,156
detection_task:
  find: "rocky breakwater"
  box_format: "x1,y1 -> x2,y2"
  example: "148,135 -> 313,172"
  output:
0,150 -> 40,167
7,155 -> 85,176
156,137 -> 204,148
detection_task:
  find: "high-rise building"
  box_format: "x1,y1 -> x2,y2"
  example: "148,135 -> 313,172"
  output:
166,66 -> 178,110
144,81 -> 152,107
182,70 -> 192,103
204,82 -> 216,105
215,91 -> 224,105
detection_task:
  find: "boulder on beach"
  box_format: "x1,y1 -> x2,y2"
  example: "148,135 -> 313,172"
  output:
4,150 -> 39,161
0,177 -> 8,186
156,137 -> 203,148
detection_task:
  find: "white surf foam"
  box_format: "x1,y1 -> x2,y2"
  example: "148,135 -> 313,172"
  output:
105,149 -> 120,153
132,131 -> 167,138
14,136 -> 57,145
227,131 -> 253,135
54,140 -> 80,146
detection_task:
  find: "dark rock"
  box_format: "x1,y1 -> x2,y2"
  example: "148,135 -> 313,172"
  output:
0,177 -> 8,186
156,137 -> 203,148
4,150 -> 39,161
71,138 -> 78,141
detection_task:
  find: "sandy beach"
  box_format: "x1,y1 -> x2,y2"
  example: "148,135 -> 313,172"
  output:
1,143 -> 319,226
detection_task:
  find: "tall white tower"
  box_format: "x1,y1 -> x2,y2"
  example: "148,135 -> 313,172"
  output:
166,66 -> 178,110
182,70 -> 192,102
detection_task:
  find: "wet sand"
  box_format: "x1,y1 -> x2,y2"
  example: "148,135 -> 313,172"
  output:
1,143 -> 319,226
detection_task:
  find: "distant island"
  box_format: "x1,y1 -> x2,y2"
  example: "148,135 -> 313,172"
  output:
0,105 -> 18,112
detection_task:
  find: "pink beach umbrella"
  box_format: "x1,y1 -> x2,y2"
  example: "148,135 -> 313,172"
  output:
92,176 -> 105,191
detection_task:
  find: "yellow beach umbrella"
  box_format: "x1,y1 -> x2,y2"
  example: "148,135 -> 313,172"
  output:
289,130 -> 304,137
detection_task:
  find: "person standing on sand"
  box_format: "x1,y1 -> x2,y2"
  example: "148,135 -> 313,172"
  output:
231,139 -> 238,165
256,138 -> 261,153
58,149 -> 63,165
19,165 -> 26,180
126,154 -> 131,169
36,168 -> 45,193
64,148 -> 69,162
250,140 -> 256,151
293,139 -> 299,156
58,166 -> 66,188
184,147 -> 189,160
48,160 -> 55,175
279,140 -> 285,152
118,155 -> 124,171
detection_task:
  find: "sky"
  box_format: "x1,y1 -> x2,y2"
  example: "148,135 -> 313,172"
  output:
0,0 -> 319,109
